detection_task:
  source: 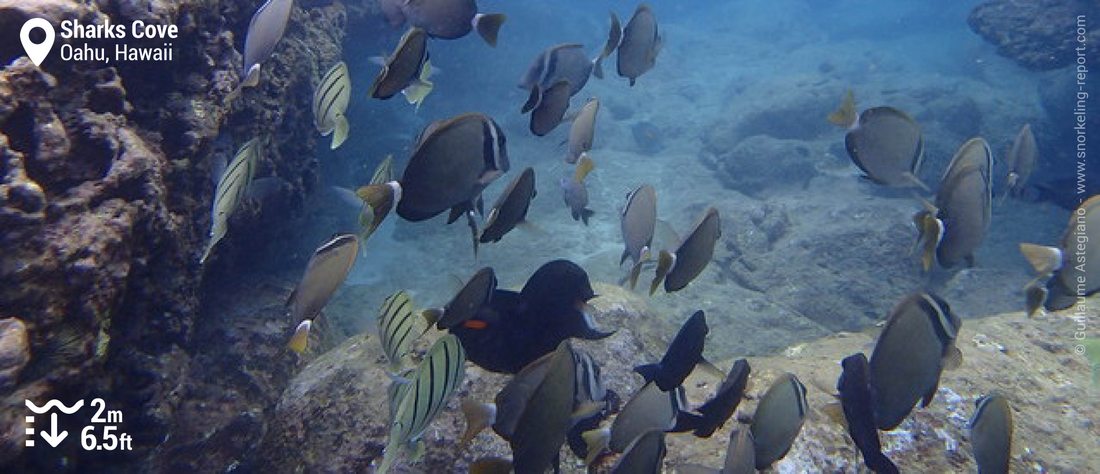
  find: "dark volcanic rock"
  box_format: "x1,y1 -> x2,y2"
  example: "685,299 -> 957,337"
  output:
0,0 -> 354,471
968,0 -> 1100,71
701,134 -> 820,197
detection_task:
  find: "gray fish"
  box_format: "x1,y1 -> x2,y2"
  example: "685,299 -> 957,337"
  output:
432,267 -> 497,330
528,80 -> 572,136
480,167 -> 536,244
611,429 -> 666,474
378,290 -> 430,371
617,4 -> 661,86
286,234 -> 359,322
201,138 -> 260,264
916,137 -> 992,269
724,428 -> 756,474
561,153 -> 596,225
499,342 -> 580,473
651,207 -> 721,294
1020,195 -> 1100,313
968,393 -> 1013,474
620,184 -> 657,289
567,98 -> 600,164
750,372 -> 808,470
240,0 -> 293,88
869,292 -> 962,430
844,106 -> 926,188
381,0 -> 506,46
519,44 -> 595,99
673,358 -> 751,438
369,27 -> 433,105
313,61 -> 351,149
397,113 -> 509,222
610,381 -> 684,452
377,334 -> 466,474
1003,124 -> 1036,198
592,12 -> 622,80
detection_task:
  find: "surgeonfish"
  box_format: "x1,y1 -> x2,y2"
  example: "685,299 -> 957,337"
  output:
376,334 -> 466,474
448,260 -> 612,373
379,0 -> 505,46
1003,123 -> 1037,199
355,180 -> 403,241
201,138 -> 260,264
620,184 -> 657,289
1019,195 -> 1100,314
593,12 -> 623,80
497,342 -> 581,473
610,429 -> 666,474
567,98 -> 600,164
430,266 -> 497,330
566,349 -> 618,463
239,0 -> 293,88
370,155 -> 396,186
519,44 -> 597,100
839,95 -> 926,188
651,207 -> 721,294
369,27 -> 434,109
377,290 -> 432,370
397,113 -> 509,222
869,292 -> 962,430
561,153 -> 596,225
673,358 -> 750,438
968,393 -> 1013,474
479,167 -> 537,244
750,372 -> 809,470
313,61 -> 351,149
609,381 -> 685,452
634,310 -> 709,392
286,234 -> 359,324
914,137 -> 993,270
617,4 -> 661,86
528,80 -> 572,136
837,353 -> 900,474
287,319 -> 312,354
723,428 -> 757,474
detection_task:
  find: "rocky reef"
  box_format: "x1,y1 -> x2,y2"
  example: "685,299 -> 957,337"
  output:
0,0 -> 349,470
968,0 -> 1100,71
253,284 -> 1100,472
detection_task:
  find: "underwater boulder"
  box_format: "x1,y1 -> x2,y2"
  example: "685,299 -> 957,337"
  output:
968,0 -> 1100,71
701,135 -> 821,198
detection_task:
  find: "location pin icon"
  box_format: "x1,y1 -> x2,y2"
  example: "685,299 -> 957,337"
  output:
20,18 -> 55,67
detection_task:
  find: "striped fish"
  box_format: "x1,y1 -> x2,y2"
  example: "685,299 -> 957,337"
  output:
378,290 -> 429,370
313,61 -> 351,150
370,154 -> 396,186
200,138 -> 259,263
377,334 -> 466,474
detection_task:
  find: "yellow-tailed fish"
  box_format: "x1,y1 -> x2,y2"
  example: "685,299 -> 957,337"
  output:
313,61 -> 351,149
651,207 -> 721,294
968,393 -> 1013,474
286,234 -> 359,322
828,90 -> 857,128
1003,123 -> 1036,199
287,319 -> 312,354
201,138 -> 259,264
239,0 -> 292,89
617,4 -> 661,86
376,334 -> 466,474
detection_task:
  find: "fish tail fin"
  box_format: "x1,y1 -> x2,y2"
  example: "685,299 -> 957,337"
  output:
1019,242 -> 1062,276
629,77 -> 636,87
650,250 -> 675,295
619,249 -> 630,267
592,55 -> 605,79
421,308 -> 444,328
827,89 -> 856,127
575,153 -> 595,182
913,211 -> 943,272
240,64 -> 261,89
581,427 -> 610,466
459,400 -> 496,450
402,80 -> 434,111
626,247 -> 650,289
199,242 -> 215,265
867,451 -> 900,474
287,319 -> 312,354
633,363 -> 662,384
330,115 -> 349,150
1024,280 -> 1048,318
580,208 -> 594,226
473,13 -> 506,47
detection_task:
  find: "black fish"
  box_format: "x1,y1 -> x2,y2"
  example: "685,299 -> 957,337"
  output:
838,353 -> 899,474
450,260 -> 612,373
634,310 -> 708,391
673,358 -> 750,438
479,167 -> 537,244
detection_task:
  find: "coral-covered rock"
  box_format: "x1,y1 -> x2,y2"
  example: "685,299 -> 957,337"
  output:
968,0 -> 1100,71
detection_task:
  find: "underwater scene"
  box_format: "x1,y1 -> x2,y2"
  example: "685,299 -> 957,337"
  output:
1,0 -> 1099,472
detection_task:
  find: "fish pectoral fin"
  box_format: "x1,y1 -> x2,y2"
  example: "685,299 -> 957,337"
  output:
330,115 -> 349,150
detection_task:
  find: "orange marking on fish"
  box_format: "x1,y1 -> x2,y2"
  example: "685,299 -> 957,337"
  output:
463,320 -> 488,330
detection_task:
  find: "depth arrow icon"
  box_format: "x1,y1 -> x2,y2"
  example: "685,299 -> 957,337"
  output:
40,413 -> 67,447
